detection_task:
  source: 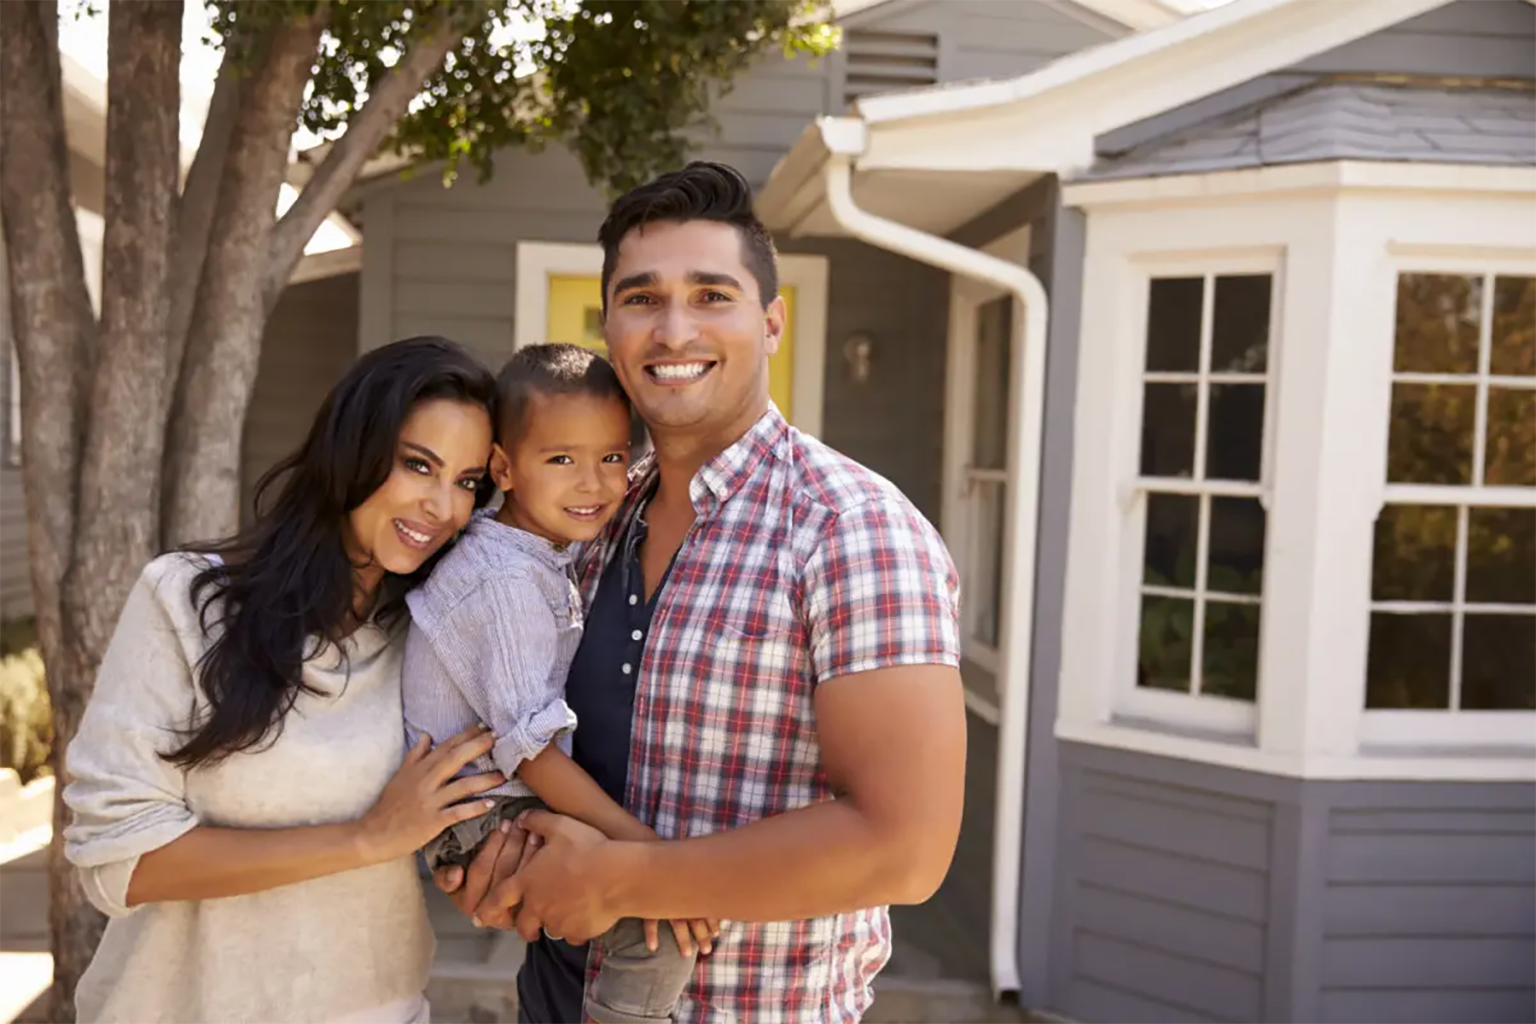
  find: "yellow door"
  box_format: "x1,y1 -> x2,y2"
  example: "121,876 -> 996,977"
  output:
544,275 -> 797,420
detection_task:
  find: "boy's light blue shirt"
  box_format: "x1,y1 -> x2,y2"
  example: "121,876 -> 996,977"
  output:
402,508 -> 582,798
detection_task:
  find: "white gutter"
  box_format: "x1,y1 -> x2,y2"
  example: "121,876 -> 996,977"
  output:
818,130 -> 1049,1000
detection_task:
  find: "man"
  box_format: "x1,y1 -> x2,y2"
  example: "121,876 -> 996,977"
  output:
437,161 -> 967,1023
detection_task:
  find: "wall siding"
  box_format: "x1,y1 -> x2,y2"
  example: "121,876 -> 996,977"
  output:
1044,744 -> 1536,1024
845,0 -> 1127,95
1294,0 -> 1536,80
241,273 -> 361,520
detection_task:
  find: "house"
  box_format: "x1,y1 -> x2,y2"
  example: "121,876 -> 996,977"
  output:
755,0 -> 1535,1020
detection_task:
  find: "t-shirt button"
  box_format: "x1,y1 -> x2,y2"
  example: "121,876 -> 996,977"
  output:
628,594 -> 639,606
631,629 -> 643,641
621,663 -> 633,675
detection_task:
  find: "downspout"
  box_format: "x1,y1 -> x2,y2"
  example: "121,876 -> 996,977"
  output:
820,151 -> 1049,1000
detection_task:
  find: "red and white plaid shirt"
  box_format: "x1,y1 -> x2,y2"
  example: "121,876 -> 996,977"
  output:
576,406 -> 961,1022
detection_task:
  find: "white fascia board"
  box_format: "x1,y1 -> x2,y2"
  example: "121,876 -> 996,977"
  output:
758,118 -> 866,233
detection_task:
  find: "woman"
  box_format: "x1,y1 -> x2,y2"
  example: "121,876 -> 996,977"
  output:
64,337 -> 505,1023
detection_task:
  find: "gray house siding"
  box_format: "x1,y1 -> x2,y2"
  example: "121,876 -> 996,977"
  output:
1,333 -> 29,623
1294,0 -> 1535,80
1043,743 -> 1536,1023
240,272 -> 362,520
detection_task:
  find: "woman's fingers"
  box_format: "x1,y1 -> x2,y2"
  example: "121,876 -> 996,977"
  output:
403,734 -> 431,765
445,798 -> 497,827
668,918 -> 695,957
440,771 -> 506,805
427,728 -> 497,783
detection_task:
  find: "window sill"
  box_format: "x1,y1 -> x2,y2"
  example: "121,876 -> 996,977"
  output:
1056,718 -> 1536,782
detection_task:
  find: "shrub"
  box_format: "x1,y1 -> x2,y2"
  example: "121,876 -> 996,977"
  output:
0,619 -> 51,784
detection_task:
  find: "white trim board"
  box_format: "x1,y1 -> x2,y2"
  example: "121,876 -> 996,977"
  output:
513,241 -> 829,439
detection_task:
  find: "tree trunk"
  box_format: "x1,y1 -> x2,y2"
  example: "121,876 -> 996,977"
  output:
65,0 -> 183,667
0,3 -> 104,1018
161,16 -> 325,547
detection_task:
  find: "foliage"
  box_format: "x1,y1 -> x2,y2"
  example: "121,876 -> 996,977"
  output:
0,621 -> 51,785
211,0 -> 839,195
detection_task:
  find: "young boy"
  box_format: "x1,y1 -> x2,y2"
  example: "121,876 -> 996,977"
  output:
402,343 -> 701,1024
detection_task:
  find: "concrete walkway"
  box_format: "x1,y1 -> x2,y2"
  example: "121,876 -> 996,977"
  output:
0,788 -> 1029,1024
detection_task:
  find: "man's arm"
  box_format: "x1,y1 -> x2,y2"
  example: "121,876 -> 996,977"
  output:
475,661 -> 965,936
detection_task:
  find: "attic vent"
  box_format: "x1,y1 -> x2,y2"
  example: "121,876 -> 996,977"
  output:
842,30 -> 939,109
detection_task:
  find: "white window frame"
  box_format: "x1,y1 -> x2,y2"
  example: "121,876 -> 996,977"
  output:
513,241 -> 829,438
942,226 -> 1030,684
1113,254 -> 1283,738
1358,254 -> 1536,752
1059,161 -> 1536,782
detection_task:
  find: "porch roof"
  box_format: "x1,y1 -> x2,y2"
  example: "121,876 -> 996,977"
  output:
756,0 -> 1462,237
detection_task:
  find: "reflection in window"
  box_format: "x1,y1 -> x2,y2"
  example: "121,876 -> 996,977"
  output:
1136,275 -> 1273,703
1367,273 -> 1536,712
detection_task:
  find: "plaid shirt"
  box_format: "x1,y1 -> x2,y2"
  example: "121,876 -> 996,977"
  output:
576,406 -> 961,1022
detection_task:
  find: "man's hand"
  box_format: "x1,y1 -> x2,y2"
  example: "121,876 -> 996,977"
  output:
474,809 -> 629,943
433,819 -> 533,928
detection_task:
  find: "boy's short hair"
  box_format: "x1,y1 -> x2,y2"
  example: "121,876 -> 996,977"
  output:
495,343 -> 629,446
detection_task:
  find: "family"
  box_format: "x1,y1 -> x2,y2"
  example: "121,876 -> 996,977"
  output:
61,162 -> 967,1024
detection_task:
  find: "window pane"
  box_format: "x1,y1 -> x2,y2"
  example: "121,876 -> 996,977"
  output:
1146,277 -> 1202,373
970,480 -> 1006,650
1490,276 -> 1535,377
1138,596 -> 1193,692
1394,274 -> 1481,374
1372,505 -> 1457,602
1144,493 -> 1197,589
1387,383 -> 1475,485
1485,387 -> 1535,488
972,297 -> 1012,471
1461,614 -> 1536,710
1209,497 -> 1266,596
1140,383 -> 1196,478
1466,507 -> 1536,606
1206,383 -> 1265,481
1366,613 -> 1452,708
1211,275 -> 1271,374
1202,600 -> 1260,702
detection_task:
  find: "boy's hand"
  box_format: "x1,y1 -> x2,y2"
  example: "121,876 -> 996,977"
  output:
642,917 -> 721,957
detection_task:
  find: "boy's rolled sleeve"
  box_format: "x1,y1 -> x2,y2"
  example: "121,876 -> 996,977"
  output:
426,574 -> 577,778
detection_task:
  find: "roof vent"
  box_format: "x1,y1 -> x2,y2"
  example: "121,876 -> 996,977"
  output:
842,29 -> 939,109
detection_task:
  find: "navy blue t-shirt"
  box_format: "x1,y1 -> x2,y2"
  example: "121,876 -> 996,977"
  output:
517,515 -> 669,1023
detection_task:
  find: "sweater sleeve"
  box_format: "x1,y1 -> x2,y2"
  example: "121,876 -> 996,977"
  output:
62,557 -> 202,917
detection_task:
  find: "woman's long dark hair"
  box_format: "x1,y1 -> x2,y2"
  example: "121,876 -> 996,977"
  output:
165,336 -> 499,769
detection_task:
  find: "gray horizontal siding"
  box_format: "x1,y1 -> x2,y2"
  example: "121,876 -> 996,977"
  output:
1295,0 -> 1536,80
241,273 -> 361,521
843,0 -> 1124,105
1317,794 -> 1536,1024
1041,744 -> 1536,1023
1051,750 -> 1273,1023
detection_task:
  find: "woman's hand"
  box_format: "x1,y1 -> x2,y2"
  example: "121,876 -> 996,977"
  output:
355,724 -> 504,865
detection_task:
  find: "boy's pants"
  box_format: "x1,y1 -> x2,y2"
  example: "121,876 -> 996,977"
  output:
426,795 -> 697,1024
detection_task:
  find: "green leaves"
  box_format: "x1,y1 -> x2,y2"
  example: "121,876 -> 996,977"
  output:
208,0 -> 835,196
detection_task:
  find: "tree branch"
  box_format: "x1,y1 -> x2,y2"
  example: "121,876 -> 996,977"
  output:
162,13 -> 327,545
164,56 -> 241,417
263,12 -> 468,304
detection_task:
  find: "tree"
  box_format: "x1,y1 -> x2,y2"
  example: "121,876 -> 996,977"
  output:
0,1 -> 834,1015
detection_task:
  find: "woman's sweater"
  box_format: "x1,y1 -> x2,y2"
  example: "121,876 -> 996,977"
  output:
62,553 -> 435,1023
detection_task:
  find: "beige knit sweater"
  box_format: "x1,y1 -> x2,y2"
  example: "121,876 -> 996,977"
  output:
63,553 -> 435,1023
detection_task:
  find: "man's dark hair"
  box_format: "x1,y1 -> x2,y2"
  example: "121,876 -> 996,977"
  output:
597,161 -> 779,311
496,342 -> 629,446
